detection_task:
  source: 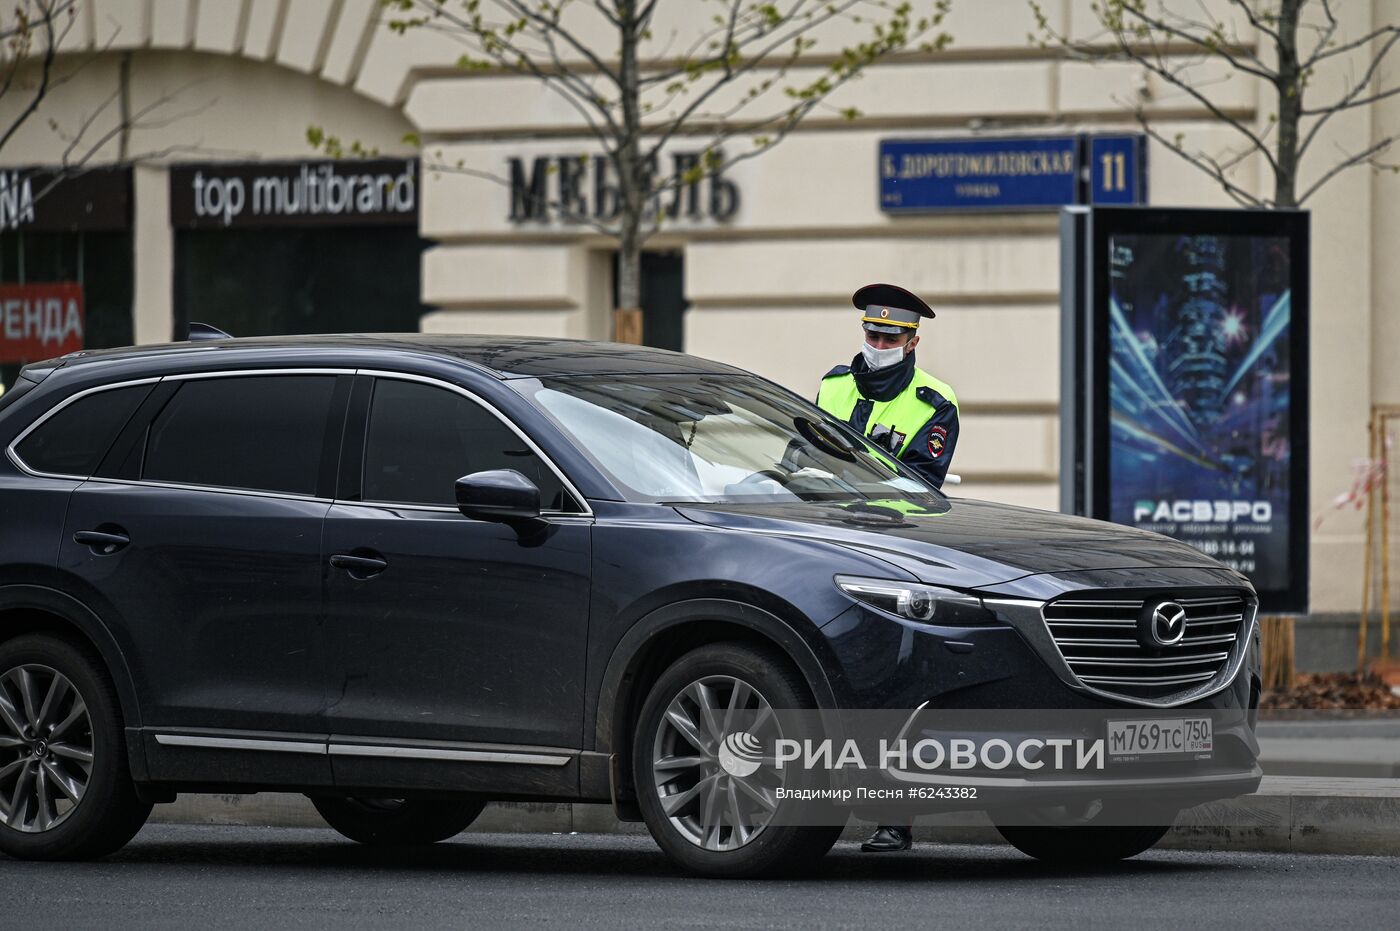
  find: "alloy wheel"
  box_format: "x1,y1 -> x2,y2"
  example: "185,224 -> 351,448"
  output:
0,664 -> 94,833
650,675 -> 784,852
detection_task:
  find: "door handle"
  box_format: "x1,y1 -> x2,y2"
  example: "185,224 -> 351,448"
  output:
329,553 -> 388,578
73,529 -> 130,555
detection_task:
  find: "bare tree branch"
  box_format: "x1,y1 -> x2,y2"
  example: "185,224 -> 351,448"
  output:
1306,22 -> 1398,65
1111,25 -> 1280,176
415,3 -> 622,139
591,0 -> 621,29
0,1 -> 61,153
637,1 -> 773,86
1137,117 -> 1264,207
1297,0 -> 1340,64
1120,4 -> 1278,82
1037,0 -> 1400,209
1295,26 -> 1400,165
1227,0 -> 1281,45
1303,82 -> 1400,117
364,0 -> 951,331
54,86 -> 217,170
496,0 -> 623,88
1301,28 -> 1400,115
0,0 -> 220,216
644,0 -> 935,165
1297,134 -> 1398,203
0,0 -> 75,44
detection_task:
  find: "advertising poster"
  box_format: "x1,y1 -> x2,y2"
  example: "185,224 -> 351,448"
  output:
1106,230 -> 1295,598
1060,207 -> 1308,612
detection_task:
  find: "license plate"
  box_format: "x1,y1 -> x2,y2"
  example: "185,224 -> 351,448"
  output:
1107,717 -> 1213,761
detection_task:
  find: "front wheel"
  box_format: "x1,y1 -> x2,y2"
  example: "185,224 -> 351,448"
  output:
633,641 -> 845,879
309,796 -> 487,846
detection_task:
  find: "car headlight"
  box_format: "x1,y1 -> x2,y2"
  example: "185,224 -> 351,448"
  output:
834,576 -> 994,625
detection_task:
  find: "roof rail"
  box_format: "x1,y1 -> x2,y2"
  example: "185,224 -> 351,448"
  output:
187,322 -> 233,341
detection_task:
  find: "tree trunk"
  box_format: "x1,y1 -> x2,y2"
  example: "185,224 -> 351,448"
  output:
615,220 -> 643,344
1266,0 -> 1304,683
612,0 -> 644,344
1261,615 -> 1297,691
1272,0 -> 1304,208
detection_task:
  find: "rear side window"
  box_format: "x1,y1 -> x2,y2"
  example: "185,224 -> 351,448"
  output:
13,383 -> 151,477
362,378 -> 574,510
143,375 -> 338,496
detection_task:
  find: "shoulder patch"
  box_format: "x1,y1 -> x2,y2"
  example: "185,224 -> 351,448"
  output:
823,365 -> 852,379
928,424 -> 949,459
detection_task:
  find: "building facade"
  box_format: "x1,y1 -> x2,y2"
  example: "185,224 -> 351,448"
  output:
1,0 -> 1396,659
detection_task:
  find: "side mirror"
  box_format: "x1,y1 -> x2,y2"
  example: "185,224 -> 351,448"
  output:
455,469 -> 542,524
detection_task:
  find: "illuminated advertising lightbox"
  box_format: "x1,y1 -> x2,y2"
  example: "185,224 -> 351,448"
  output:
1061,207 -> 1309,613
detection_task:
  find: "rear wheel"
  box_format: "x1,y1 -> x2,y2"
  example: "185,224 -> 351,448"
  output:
633,641 -> 845,878
0,634 -> 151,860
994,802 -> 1176,863
309,796 -> 487,846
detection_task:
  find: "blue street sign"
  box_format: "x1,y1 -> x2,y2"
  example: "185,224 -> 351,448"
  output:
878,134 -> 1146,212
1089,134 -> 1145,204
879,136 -> 1078,211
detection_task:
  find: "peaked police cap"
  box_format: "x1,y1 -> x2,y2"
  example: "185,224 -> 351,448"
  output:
853,283 -> 936,334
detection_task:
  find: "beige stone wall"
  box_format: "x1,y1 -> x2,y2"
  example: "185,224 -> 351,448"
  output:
0,0 -> 1393,613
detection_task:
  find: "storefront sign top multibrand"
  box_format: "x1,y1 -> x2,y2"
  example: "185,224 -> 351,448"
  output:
169,159 -> 418,229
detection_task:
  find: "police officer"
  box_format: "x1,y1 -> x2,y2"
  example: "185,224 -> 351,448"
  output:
817,283 -> 960,854
818,283 -> 959,491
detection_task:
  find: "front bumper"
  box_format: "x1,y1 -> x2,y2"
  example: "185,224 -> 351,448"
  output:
855,701 -> 1262,816
816,567 -> 1263,814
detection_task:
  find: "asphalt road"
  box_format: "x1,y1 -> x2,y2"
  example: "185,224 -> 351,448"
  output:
5,825 -> 1397,929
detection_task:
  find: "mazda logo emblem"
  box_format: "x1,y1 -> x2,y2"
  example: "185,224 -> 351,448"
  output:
1141,600 -> 1187,647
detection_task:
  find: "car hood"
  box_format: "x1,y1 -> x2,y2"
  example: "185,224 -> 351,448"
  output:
674,496 -> 1227,589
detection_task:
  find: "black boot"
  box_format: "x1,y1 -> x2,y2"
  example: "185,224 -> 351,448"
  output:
860,825 -> 913,852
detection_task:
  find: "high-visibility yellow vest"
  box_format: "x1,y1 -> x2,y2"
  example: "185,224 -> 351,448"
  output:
817,368 -> 958,457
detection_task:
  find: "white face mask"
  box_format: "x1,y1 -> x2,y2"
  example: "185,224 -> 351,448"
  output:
862,340 -> 906,370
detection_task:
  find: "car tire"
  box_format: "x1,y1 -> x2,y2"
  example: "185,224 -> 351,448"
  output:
633,641 -> 846,879
0,634 -> 152,860
994,819 -> 1174,864
309,796 -> 487,846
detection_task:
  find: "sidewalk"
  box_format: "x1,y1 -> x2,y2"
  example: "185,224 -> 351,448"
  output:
1257,719 -> 1400,778
149,774 -> 1400,857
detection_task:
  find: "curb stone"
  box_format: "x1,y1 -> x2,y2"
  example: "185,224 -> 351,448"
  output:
148,776 -> 1400,856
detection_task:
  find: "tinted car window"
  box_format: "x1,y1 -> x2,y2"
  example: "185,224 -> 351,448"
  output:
520,374 -> 940,505
14,383 -> 151,477
143,375 -> 338,495
363,378 -> 573,510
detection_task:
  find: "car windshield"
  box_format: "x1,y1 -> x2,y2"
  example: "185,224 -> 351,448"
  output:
515,373 -> 944,505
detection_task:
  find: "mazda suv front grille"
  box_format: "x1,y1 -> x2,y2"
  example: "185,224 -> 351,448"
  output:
1041,591 -> 1250,703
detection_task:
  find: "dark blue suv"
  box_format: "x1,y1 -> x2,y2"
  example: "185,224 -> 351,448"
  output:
0,334 -> 1261,876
